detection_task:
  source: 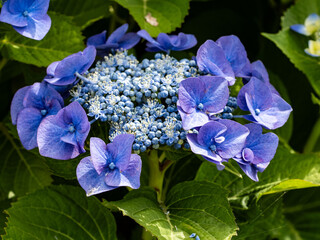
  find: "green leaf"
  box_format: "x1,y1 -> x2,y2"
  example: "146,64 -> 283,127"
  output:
107,181 -> 238,240
196,146 -> 320,201
3,185 -> 117,240
281,0 -> 320,29
0,123 -> 52,201
1,12 -> 85,67
114,0 -> 190,37
50,0 -> 111,29
263,0 -> 320,96
234,193 -> 287,240
281,188 -> 320,240
0,199 -> 10,236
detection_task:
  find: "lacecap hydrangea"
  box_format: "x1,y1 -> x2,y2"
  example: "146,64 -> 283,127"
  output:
10,24 -> 292,197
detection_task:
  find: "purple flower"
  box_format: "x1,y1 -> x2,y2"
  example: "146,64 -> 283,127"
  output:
76,134 -> 142,196
237,77 -> 292,130
10,82 -> 64,150
187,120 -> 249,170
196,35 -> 248,86
177,76 -> 229,130
233,123 -> 279,181
37,101 -> 90,160
137,30 -> 197,53
87,24 -> 140,56
43,46 -> 96,86
0,0 -> 51,40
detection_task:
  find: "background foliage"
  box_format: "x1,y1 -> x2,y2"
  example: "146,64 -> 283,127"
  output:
1,0 -> 320,239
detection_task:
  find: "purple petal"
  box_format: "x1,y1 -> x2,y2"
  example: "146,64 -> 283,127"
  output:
23,82 -> 64,110
201,76 -> 229,113
37,102 -> 89,160
137,30 -> 162,51
77,156 -> 116,196
196,40 -> 235,84
28,0 -> 50,18
178,77 -> 206,113
173,33 -> 197,51
237,163 -> 259,181
251,60 -> 269,83
37,115 -> 81,160
90,137 -> 108,175
105,154 -> 141,189
237,77 -> 273,111
8,0 -> 34,13
106,134 -> 135,171
248,134 -> 279,164
157,33 -> 174,50
243,123 -> 262,145
87,30 -> 107,47
106,24 -> 128,44
197,121 -> 228,147
177,103 -> 210,130
10,86 -> 30,125
13,14 -> 51,40
117,32 -> 141,50
49,46 -> 96,86
17,108 -> 43,150
216,35 -> 248,75
46,61 -> 60,76
187,133 -> 222,162
60,101 -> 90,133
216,119 -> 249,159
0,1 -> 28,27
290,24 -> 308,35
246,93 -> 292,129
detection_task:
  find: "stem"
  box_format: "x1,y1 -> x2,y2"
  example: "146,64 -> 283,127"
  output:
75,72 -> 91,83
0,58 -> 8,71
303,115 -> 320,153
141,229 -> 153,240
148,150 -> 173,203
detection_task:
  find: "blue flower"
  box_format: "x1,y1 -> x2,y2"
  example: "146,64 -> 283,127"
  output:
10,82 -> 64,150
43,46 -> 96,86
233,123 -> 279,181
196,35 -> 248,86
137,30 -> 197,53
187,120 -> 249,170
177,76 -> 229,130
0,0 -> 51,40
87,24 -> 141,56
290,13 -> 320,36
237,77 -> 292,130
76,134 -> 142,196
37,101 -> 90,160
305,40 -> 320,57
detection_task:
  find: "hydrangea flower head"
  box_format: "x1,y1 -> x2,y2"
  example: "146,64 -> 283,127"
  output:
87,24 -> 140,56
177,76 -> 229,130
76,134 -> 142,196
233,123 -> 279,181
291,13 -> 320,36
137,30 -> 197,53
37,101 -> 90,160
187,120 -> 249,169
10,82 -> 64,150
44,46 -> 96,86
237,77 -> 292,129
305,40 -> 320,57
0,0 -> 51,40
196,35 -> 248,86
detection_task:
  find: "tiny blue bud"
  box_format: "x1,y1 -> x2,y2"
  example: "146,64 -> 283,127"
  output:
108,162 -> 116,170
41,109 -> 47,116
